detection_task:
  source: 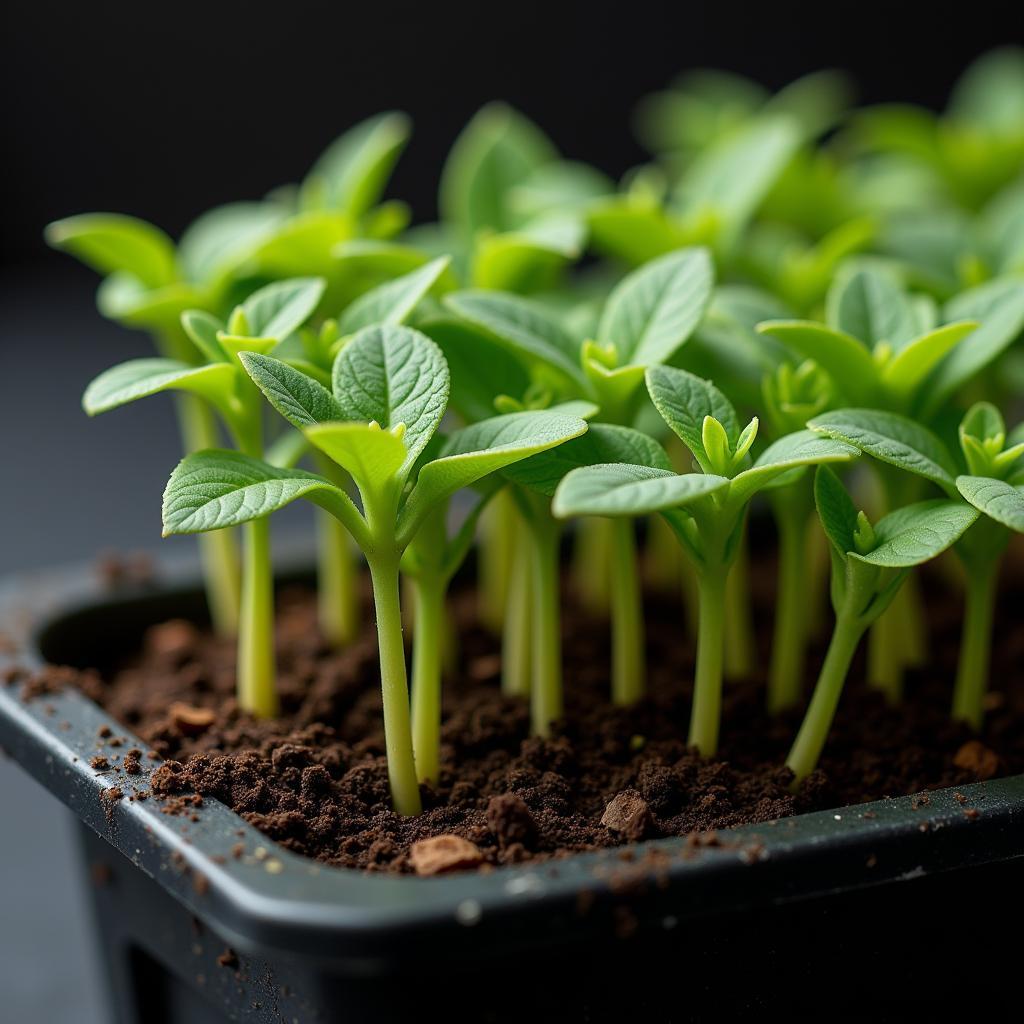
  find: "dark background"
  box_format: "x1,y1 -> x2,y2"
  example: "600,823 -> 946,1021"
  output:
1,3 -> 1018,1021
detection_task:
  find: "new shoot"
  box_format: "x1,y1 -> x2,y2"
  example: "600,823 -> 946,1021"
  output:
163,324 -> 587,812
553,366 -> 860,755
787,467 -> 979,782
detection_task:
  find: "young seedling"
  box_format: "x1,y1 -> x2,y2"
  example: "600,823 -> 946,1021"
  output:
758,267 -> 982,694
280,256 -> 453,647
809,403 -> 1024,728
787,467 -> 979,782
553,366 -> 860,755
757,359 -> 837,711
163,324 -> 588,812
445,247 -> 713,706
46,113 -> 418,633
84,277 -> 326,718
587,112 -> 801,267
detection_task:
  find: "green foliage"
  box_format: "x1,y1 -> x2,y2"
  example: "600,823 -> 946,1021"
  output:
60,52 -> 1024,814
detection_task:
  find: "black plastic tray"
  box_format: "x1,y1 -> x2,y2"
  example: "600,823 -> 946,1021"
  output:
2,561 -> 1022,1021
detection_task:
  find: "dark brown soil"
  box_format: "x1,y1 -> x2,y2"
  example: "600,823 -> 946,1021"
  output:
23,550 -> 1024,873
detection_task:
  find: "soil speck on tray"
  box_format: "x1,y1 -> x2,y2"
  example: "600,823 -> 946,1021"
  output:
42,555 -> 1024,875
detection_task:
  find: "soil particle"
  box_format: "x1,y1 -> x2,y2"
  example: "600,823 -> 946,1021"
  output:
169,702 -> 216,736
217,948 -> 239,971
486,794 -> 538,848
953,740 -> 1000,779
51,564 -> 1024,874
600,790 -> 652,840
409,835 -> 484,876
89,755 -> 110,771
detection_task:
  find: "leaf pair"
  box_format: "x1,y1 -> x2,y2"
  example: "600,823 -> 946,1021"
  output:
759,268 -> 981,409
808,405 -> 1024,535
554,366 -> 859,546
163,325 -> 590,554
442,247 -> 714,415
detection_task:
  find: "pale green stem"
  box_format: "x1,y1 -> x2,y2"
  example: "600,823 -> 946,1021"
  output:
316,510 -> 359,646
689,565 -> 728,755
867,593 -> 905,703
723,540 -> 755,679
610,518 -> 645,705
951,560 -> 999,730
867,467 -> 927,698
478,490 -> 515,633
314,456 -> 359,646
175,393 -> 242,636
502,540 -> 533,698
768,513 -> 809,713
572,516 -> 612,616
786,614 -> 866,782
367,554 -> 421,816
411,574 -> 446,786
530,521 -> 563,737
236,516 -> 278,718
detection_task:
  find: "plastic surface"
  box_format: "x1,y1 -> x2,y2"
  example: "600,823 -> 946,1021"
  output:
2,560 -> 1023,1019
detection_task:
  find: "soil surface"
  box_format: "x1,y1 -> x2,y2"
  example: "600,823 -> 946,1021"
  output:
19,551 -> 1024,873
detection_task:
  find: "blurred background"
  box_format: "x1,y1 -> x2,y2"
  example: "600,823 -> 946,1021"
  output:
1,1 -> 1017,1019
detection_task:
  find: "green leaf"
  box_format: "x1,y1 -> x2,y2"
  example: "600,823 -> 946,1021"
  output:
809,408 -> 958,492
443,290 -> 585,389
597,247 -> 714,367
397,410 -> 588,543
439,103 -> 557,237
918,278 -> 1024,418
331,324 -> 449,471
162,449 -> 361,539
303,112 -> 411,216
756,321 -> 878,403
471,216 -> 584,293
503,422 -> 669,497
826,269 -> 918,349
181,310 -> 229,363
728,430 -> 860,505
338,256 -> 450,334
674,115 -> 800,249
238,353 -> 343,428
814,466 -> 860,557
552,464 -> 729,519
177,202 -> 288,286
586,196 -> 694,267
852,499 -> 979,567
83,359 -> 237,416
956,476 -> 1024,532
949,46 -> 1024,134
45,214 -> 177,290
644,365 -> 739,470
961,401 -> 1006,444
880,320 -> 979,399
418,317 -> 532,422
241,277 -> 326,340
305,422 -> 408,493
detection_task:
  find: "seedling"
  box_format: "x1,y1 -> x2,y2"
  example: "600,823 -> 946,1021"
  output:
501,421 -> 670,730
444,247 -> 713,706
162,324 -> 587,811
84,277 -> 326,717
809,403 -> 1024,729
553,366 -> 859,755
759,267 -> 988,695
787,468 -> 979,781
284,256 -> 453,646
47,113 -> 418,633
